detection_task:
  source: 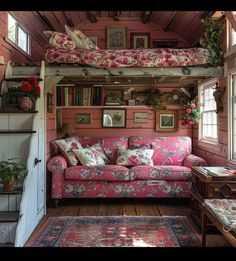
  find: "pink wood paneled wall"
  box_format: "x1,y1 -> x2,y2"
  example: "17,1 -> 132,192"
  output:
76,19 -> 189,49
0,11 -> 45,80
58,86 -> 192,139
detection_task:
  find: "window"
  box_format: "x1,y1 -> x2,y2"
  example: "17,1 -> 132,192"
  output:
7,12 -> 30,54
229,72 -> 236,162
199,80 -> 218,143
231,28 -> 236,46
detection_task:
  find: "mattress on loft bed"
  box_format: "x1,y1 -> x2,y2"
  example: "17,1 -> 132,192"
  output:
45,47 -> 210,68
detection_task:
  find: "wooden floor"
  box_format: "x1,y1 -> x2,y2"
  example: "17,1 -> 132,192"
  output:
26,198 -> 231,247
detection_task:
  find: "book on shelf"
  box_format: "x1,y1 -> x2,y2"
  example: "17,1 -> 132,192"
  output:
203,167 -> 236,176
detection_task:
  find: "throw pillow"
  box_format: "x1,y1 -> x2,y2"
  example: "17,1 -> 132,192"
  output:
54,137 -> 83,166
65,25 -> 99,50
116,147 -> 154,166
73,144 -> 106,166
43,31 -> 76,50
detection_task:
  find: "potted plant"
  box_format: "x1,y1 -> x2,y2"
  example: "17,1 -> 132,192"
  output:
0,160 -> 28,191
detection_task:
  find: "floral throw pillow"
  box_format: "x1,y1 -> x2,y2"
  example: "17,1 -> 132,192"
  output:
65,25 -> 99,50
116,147 -> 154,166
54,137 -> 83,166
43,31 -> 76,50
73,144 -> 106,166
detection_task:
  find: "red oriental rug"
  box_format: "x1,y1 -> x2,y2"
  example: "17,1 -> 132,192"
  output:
25,216 -> 200,247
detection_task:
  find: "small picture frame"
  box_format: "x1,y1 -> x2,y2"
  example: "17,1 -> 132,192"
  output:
47,93 -> 53,113
132,92 -> 147,105
102,108 -> 126,128
104,89 -> 123,105
76,113 -> 92,124
128,99 -> 135,106
130,33 -> 150,49
106,26 -> 127,49
133,112 -> 148,123
156,110 -> 178,132
88,36 -> 98,47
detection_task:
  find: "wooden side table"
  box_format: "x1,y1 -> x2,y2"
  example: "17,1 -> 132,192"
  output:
190,166 -> 236,229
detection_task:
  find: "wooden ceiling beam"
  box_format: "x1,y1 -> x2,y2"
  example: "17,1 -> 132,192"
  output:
36,11 -> 55,31
164,11 -> 185,31
87,11 -> 97,23
141,11 -> 153,24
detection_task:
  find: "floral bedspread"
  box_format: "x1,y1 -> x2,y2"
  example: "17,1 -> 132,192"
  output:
45,48 -> 209,68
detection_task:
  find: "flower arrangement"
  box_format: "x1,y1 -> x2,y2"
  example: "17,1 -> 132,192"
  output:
181,97 -> 202,126
19,77 -> 41,101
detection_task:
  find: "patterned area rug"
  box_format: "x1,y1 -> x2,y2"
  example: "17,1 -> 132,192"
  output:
25,216 -> 200,247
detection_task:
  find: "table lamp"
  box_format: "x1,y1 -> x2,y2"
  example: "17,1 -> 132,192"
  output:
61,123 -> 75,138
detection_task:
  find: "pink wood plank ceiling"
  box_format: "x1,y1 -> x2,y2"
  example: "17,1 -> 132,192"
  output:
12,11 -> 205,48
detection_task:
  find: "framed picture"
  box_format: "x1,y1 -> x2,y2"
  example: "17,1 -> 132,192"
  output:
102,109 -> 126,128
152,40 -> 178,48
104,89 -> 123,105
156,110 -> 178,132
133,112 -> 149,123
106,26 -> 127,49
47,93 -> 53,113
88,36 -> 98,46
132,92 -> 147,105
76,113 -> 92,124
130,33 -> 150,49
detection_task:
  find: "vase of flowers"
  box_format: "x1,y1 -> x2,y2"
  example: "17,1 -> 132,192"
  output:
19,77 -> 41,111
181,97 -> 202,126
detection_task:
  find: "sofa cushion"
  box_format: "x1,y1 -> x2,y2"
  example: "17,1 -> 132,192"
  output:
129,165 -> 192,181
54,137 -> 83,166
65,165 -> 130,181
116,147 -> 154,166
102,136 -> 129,164
129,136 -> 191,166
75,136 -> 102,148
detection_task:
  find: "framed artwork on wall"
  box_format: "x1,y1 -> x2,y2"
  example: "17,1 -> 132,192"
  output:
156,110 -> 178,132
130,33 -> 150,49
76,113 -> 92,124
102,108 -> 126,128
47,93 -> 53,113
106,26 -> 127,49
104,89 -> 123,105
133,112 -> 149,123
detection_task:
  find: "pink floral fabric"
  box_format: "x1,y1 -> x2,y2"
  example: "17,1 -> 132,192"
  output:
62,180 -> 191,198
45,48 -> 209,68
129,165 -> 192,181
129,136 -> 191,166
54,137 -> 82,166
116,147 -> 154,166
183,154 -> 207,167
44,31 -> 76,50
65,165 -> 129,181
204,199 -> 236,232
102,137 -> 129,164
75,136 -> 102,147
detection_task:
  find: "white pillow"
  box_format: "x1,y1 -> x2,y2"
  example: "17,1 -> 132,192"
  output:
116,147 -> 154,166
65,25 -> 99,50
73,143 -> 106,166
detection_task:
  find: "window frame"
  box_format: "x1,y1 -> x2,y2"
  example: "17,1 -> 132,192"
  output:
198,78 -> 219,145
7,12 -> 31,55
228,70 -> 236,164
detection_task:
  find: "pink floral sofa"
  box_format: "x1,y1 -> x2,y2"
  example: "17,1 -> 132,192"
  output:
47,136 -> 207,206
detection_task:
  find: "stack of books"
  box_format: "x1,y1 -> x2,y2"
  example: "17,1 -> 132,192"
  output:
203,167 -> 236,176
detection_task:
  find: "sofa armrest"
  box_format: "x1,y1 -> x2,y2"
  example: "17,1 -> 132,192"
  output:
47,155 -> 67,199
183,154 -> 207,168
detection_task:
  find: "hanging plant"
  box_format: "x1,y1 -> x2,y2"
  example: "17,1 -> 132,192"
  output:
200,11 -> 225,67
181,97 -> 202,126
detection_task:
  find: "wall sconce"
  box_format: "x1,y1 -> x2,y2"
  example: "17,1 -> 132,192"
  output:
0,56 -> 5,65
213,83 -> 226,114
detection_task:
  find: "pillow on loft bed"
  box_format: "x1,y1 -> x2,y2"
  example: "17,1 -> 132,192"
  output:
43,31 -> 76,50
65,25 -> 99,50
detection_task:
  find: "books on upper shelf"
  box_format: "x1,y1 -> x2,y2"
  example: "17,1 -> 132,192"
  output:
203,167 -> 236,176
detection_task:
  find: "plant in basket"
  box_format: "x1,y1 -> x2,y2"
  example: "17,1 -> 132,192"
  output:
0,160 -> 27,191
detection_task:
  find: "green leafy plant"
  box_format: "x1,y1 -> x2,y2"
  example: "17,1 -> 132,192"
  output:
201,11 -> 225,67
181,97 -> 202,126
0,160 -> 28,185
144,89 -> 166,110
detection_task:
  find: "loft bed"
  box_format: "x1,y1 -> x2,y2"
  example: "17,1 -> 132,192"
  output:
45,47 -> 210,68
